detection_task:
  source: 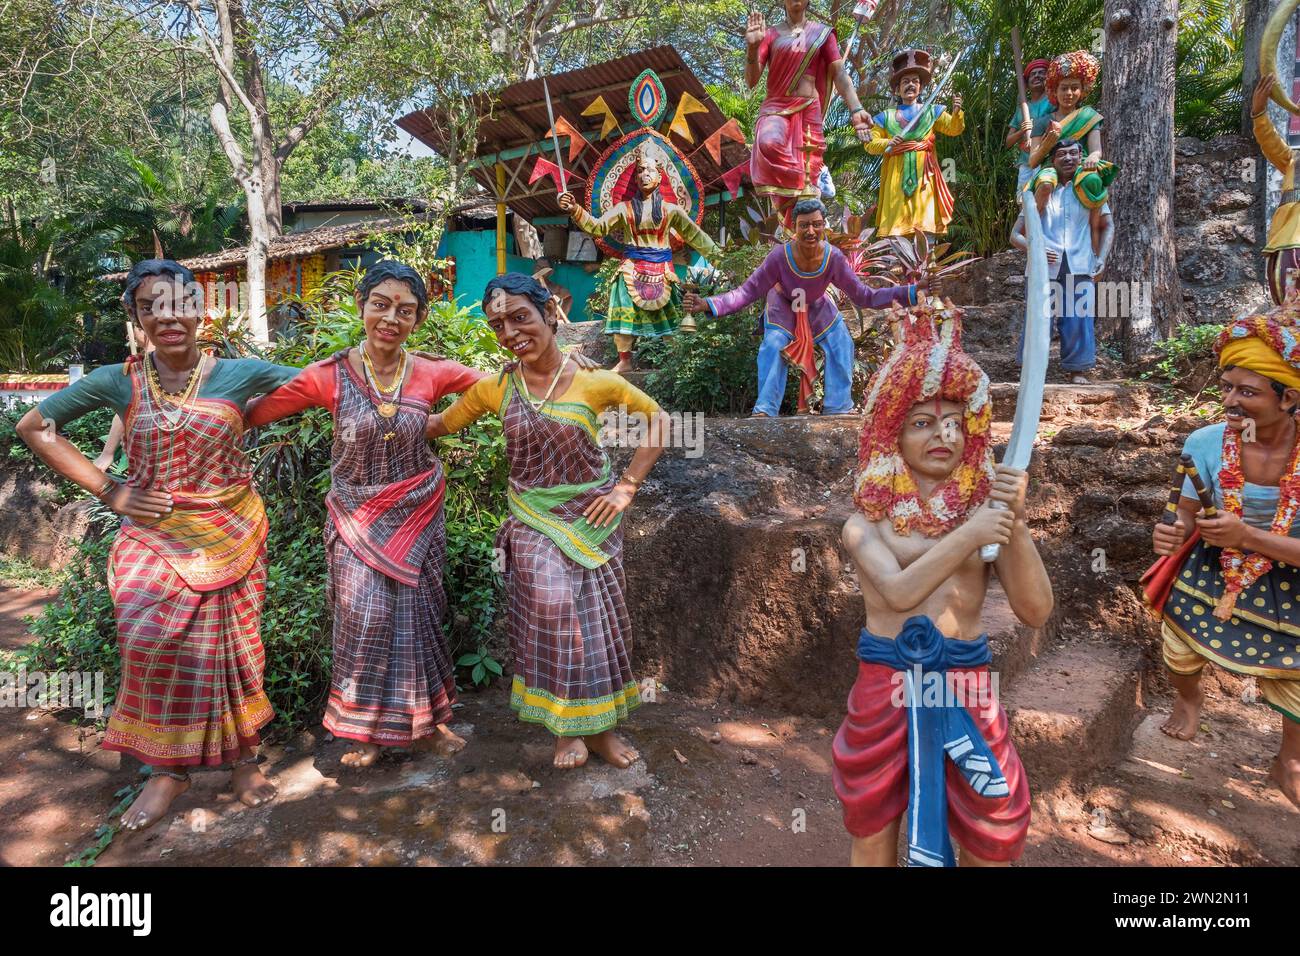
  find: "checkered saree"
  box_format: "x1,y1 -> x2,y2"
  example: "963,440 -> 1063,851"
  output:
320,356 -> 456,745
103,358 -> 273,766
497,373 -> 640,736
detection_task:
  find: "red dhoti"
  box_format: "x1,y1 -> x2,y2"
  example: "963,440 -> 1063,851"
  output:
831,661 -> 1031,861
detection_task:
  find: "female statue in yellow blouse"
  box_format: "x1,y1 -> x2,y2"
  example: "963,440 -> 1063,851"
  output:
865,49 -> 965,238
1252,73 -> 1300,304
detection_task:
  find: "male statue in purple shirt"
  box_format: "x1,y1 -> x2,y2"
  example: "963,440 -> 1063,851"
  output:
684,198 -> 934,417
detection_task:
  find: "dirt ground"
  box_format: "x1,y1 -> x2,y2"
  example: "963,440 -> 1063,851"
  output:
1,585 -> 1295,867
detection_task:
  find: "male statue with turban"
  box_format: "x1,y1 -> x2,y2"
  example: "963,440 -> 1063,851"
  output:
1147,302 -> 1300,809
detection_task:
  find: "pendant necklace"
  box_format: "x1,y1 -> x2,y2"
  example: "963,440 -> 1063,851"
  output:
360,342 -> 407,439
146,353 -> 205,432
518,352 -> 572,410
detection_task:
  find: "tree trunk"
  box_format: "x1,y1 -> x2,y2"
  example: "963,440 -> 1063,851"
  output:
1100,0 -> 1181,358
1242,0 -> 1271,135
243,185 -> 271,343
239,43 -> 282,237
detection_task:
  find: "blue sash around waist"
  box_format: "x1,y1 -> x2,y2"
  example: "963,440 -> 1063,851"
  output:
858,615 -> 1010,867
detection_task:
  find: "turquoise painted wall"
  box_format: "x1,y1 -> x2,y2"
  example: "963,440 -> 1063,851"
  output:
437,230 -> 603,324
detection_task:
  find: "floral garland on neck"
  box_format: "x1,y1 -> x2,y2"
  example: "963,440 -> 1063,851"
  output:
1214,422 -> 1300,619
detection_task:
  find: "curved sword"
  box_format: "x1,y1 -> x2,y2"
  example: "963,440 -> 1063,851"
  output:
899,46 -> 968,137
981,185 -> 1050,562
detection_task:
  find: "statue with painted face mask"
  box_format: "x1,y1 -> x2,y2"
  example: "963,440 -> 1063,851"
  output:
560,145 -> 720,374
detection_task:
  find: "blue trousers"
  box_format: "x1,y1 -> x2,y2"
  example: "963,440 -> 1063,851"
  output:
754,316 -> 855,416
1018,257 -> 1095,372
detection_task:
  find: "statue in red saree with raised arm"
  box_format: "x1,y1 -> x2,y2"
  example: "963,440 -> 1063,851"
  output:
745,1 -> 870,222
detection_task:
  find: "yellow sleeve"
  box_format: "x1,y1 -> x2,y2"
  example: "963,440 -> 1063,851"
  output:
440,374 -> 506,433
864,122 -> 890,156
572,203 -> 628,239
935,108 -> 965,136
579,370 -> 661,417
1254,111 -> 1294,175
670,207 -> 720,261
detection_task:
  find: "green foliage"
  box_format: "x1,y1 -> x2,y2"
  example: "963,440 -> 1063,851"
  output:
0,405 -> 115,506
22,531 -> 120,706
1144,321 -> 1226,382
0,555 -> 65,590
1175,0 -> 1243,141
0,219 -> 91,372
456,643 -> 505,687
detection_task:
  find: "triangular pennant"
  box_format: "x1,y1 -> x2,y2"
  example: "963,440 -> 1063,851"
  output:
738,217 -> 752,240
546,115 -> 590,163
582,95 -> 620,140
717,117 -> 745,144
702,119 -> 746,164
667,91 -> 710,144
703,130 -> 724,165
719,162 -> 747,197
528,156 -> 564,190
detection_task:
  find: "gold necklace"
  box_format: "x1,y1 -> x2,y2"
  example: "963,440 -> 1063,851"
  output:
148,352 -> 203,400
517,352 -> 572,410
146,354 -> 204,430
360,343 -> 406,418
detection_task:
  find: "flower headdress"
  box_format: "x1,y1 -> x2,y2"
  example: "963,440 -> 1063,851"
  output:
854,301 -> 994,537
1046,50 -> 1101,107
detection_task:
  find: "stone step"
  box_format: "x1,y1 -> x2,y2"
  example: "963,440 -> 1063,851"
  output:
983,581 -> 1047,689
1002,641 -> 1144,792
620,369 -> 652,391
989,382 -> 1152,425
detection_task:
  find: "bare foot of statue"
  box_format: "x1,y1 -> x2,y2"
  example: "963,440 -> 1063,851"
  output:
1269,755 -> 1300,808
1160,688 -> 1204,741
430,723 -> 466,756
553,736 -> 589,769
340,742 -> 382,768
121,772 -> 190,831
231,759 -> 278,808
1270,717 -> 1300,808
584,730 -> 639,768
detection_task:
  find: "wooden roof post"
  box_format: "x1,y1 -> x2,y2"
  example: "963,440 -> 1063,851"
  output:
496,162 -> 507,275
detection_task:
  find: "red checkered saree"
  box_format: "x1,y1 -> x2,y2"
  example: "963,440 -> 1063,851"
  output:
247,353 -> 484,745
104,359 -> 273,766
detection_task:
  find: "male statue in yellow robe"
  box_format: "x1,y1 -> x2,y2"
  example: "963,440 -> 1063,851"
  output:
865,49 -> 964,238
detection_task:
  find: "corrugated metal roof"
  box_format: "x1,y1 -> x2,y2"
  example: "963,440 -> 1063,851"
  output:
98,213 -> 439,281
396,45 -> 750,222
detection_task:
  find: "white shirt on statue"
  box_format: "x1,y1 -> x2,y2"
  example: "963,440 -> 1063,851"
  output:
1038,184 -> 1109,279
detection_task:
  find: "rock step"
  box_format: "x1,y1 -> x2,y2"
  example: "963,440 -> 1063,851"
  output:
989,382 -> 1152,425
1003,641 -> 1143,792
983,582 -> 1047,689
620,369 -> 651,391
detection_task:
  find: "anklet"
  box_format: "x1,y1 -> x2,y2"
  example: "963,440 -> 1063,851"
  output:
151,768 -> 190,781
